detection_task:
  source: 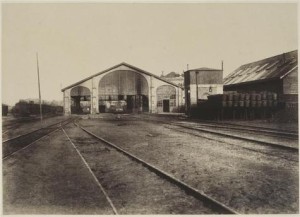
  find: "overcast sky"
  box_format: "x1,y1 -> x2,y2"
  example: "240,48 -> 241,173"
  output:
2,3 -> 298,106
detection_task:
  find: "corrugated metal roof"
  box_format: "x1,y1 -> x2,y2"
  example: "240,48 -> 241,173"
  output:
61,62 -> 183,91
224,50 -> 298,86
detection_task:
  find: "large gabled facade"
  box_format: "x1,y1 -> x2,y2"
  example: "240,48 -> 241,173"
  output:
61,62 -> 184,115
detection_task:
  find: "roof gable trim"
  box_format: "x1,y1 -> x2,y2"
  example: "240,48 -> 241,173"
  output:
62,62 -> 182,91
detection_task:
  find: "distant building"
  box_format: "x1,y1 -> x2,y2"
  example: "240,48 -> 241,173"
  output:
61,62 -> 184,115
161,72 -> 184,88
184,67 -> 223,112
161,72 -> 185,107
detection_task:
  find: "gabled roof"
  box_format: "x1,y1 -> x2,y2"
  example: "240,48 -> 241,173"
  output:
162,71 -> 182,78
62,62 -> 183,91
224,50 -> 298,86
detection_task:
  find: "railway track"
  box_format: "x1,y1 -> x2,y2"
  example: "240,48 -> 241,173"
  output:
66,121 -> 238,214
197,120 -> 298,135
164,125 -> 298,162
170,122 -> 298,152
2,118 -> 75,160
145,118 -> 298,153
2,115 -> 65,137
182,121 -> 298,140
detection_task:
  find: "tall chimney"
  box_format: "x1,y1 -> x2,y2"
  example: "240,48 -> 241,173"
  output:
221,60 -> 224,71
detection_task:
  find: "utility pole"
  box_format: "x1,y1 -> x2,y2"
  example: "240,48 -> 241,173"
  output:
36,52 -> 43,127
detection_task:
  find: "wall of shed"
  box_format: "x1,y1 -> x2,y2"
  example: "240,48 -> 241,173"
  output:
184,69 -> 223,108
283,69 -> 298,94
224,80 -> 283,94
189,70 -> 223,84
189,84 -> 223,104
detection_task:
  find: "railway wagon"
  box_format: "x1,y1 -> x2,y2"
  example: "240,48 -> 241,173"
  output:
2,104 -> 8,116
12,101 -> 63,117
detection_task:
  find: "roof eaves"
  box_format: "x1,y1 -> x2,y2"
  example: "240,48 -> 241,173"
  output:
224,77 -> 280,87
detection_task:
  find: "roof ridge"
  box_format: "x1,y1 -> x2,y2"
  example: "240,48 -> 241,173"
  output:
239,49 -> 297,68
62,62 -> 182,91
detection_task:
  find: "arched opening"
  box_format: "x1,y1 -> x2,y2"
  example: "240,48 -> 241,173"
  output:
99,70 -> 149,113
157,85 -> 176,113
70,86 -> 91,114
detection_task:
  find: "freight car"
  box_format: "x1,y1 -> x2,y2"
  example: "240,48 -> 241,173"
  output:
2,104 -> 8,116
12,101 -> 63,117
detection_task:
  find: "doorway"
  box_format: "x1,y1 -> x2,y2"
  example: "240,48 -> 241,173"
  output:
163,100 -> 170,112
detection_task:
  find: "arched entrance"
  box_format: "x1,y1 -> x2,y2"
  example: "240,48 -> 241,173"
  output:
157,85 -> 176,113
70,86 -> 91,114
99,70 -> 149,113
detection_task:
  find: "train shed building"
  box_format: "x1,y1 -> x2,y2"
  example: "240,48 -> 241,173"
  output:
61,63 -> 184,115
224,50 -> 298,98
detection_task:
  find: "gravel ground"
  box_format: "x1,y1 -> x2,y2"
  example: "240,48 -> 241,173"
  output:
2,115 -> 69,141
64,124 -> 221,214
80,114 -> 299,214
3,127 -> 115,215
165,125 -> 298,162
174,121 -> 299,149
140,113 -> 299,132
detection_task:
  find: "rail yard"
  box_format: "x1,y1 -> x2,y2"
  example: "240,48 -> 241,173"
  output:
2,2 -> 298,215
2,114 -> 298,214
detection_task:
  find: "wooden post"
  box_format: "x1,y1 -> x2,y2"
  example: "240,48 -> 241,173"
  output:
36,53 -> 43,127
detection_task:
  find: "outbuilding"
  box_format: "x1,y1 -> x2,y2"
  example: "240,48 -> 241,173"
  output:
184,67 -> 224,113
224,50 -> 298,100
61,63 -> 184,115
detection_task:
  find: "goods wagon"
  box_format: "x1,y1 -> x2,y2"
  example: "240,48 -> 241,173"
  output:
2,104 -> 8,116
12,101 -> 63,117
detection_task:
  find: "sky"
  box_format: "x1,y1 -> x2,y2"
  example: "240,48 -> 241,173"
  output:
2,3 -> 298,106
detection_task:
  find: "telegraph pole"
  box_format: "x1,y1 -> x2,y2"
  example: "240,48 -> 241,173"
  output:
36,53 -> 43,126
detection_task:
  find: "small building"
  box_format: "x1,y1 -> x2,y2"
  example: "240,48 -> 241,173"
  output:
61,62 -> 184,115
161,72 -> 184,88
184,67 -> 223,113
224,50 -> 298,97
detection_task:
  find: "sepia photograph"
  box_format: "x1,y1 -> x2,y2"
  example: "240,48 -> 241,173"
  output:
1,1 -> 298,215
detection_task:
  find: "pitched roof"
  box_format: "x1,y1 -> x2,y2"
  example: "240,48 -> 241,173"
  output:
224,50 -> 298,86
62,62 -> 183,91
162,71 -> 182,78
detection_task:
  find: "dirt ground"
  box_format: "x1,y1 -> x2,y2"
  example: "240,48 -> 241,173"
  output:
3,128 -> 115,214
80,113 -> 299,214
2,114 -> 298,214
63,124 -> 217,214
